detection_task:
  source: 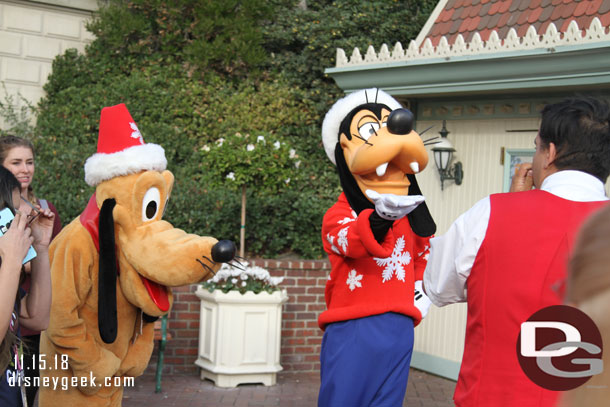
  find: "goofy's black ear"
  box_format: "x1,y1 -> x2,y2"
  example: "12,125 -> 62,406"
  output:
98,198 -> 118,344
407,174 -> 436,237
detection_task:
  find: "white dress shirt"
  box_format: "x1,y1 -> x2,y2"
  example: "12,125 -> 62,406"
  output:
423,170 -> 609,307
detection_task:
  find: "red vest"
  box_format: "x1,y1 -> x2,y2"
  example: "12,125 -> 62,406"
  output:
455,190 -> 606,407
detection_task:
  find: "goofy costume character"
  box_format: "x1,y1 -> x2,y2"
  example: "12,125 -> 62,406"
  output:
319,89 -> 436,406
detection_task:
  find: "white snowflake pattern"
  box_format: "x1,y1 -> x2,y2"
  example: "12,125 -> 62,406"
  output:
337,226 -> 349,253
130,122 -> 143,144
337,210 -> 357,225
346,269 -> 363,291
374,236 -> 411,282
326,233 -> 341,255
418,245 -> 430,261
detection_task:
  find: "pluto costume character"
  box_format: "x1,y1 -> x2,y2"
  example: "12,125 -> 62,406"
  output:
318,89 -> 436,406
39,104 -> 232,406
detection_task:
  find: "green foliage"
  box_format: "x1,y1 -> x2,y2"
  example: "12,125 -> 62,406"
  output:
86,0 -> 273,76
31,0 -> 434,259
201,132 -> 300,194
0,87 -> 37,139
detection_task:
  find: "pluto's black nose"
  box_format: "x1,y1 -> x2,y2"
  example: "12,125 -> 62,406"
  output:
387,108 -> 414,135
211,240 -> 236,263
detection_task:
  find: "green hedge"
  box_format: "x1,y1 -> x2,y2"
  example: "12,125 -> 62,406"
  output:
27,0 -> 434,259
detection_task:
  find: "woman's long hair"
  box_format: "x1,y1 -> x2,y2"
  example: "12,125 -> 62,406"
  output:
0,165 -> 26,373
560,205 -> 610,406
0,135 -> 37,205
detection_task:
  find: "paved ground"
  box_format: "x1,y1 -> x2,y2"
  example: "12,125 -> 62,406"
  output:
122,368 -> 456,407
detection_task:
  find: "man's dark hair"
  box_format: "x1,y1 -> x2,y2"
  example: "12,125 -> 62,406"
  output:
539,96 -> 610,182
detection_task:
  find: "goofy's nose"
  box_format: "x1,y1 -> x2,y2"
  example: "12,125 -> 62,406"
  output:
387,108 -> 414,135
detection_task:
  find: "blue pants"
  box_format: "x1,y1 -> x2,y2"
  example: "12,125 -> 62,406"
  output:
318,312 -> 414,407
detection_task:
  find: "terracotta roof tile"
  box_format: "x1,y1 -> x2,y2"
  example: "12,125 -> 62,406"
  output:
479,27 -> 492,40
553,17 -> 565,30
459,6 -> 470,18
470,15 -> 482,29
528,7 -> 543,23
587,0 -> 604,15
487,12 -> 502,28
499,0 -> 512,13
517,23 -> 530,36
420,0 -> 610,47
560,18 -> 574,31
573,1 -> 589,17
478,14 -> 492,29
469,4 -> 483,17
538,19 -> 552,33
507,11 -> 521,26
561,2 -> 577,18
517,9 -> 531,24
479,2 -> 492,16
497,11 -> 511,27
550,4 -> 564,20
577,15 -> 595,30
518,0 -> 531,11
460,18 -> 472,33
438,8 -> 452,22
600,0 -> 610,14
497,25 -> 511,38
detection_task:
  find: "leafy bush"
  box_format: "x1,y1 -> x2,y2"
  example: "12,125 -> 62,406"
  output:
30,0 -> 434,259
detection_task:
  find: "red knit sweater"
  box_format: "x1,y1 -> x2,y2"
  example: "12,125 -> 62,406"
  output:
318,193 -> 431,329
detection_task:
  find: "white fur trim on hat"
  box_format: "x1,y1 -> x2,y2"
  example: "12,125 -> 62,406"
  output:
84,143 -> 167,186
321,88 -> 402,165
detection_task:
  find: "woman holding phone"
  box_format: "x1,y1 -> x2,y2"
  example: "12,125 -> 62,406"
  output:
0,136 -> 61,405
0,165 -> 54,406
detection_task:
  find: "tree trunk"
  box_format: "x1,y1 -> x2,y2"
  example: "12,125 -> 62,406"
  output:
240,184 -> 246,258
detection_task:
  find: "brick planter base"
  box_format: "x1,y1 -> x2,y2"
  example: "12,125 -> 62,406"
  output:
150,259 -> 329,376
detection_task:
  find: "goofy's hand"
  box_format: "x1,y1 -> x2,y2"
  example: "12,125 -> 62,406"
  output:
365,190 -> 424,221
414,280 -> 432,319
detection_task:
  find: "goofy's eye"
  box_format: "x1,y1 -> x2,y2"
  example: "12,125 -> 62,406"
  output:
142,187 -> 161,222
358,122 -> 380,141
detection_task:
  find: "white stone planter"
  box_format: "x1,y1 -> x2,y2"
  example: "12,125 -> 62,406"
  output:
195,286 -> 288,388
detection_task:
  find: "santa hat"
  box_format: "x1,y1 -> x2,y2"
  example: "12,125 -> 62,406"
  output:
321,88 -> 401,165
84,103 -> 167,186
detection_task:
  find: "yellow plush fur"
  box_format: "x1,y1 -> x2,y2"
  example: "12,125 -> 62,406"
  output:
39,170 -> 220,406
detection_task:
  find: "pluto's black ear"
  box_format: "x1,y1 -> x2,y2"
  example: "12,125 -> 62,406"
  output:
98,198 -> 118,344
407,174 -> 436,237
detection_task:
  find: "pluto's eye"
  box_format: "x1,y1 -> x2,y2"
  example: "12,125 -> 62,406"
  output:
358,122 -> 380,141
142,187 -> 161,222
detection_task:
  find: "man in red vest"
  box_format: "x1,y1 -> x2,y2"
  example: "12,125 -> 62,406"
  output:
424,96 -> 610,406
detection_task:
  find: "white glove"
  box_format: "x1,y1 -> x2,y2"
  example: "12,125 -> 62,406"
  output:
414,280 -> 432,319
365,189 -> 425,221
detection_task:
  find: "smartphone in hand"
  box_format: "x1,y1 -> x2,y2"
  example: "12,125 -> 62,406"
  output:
0,207 -> 37,263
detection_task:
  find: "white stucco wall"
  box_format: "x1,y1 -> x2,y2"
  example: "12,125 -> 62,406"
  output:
0,0 -> 96,109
